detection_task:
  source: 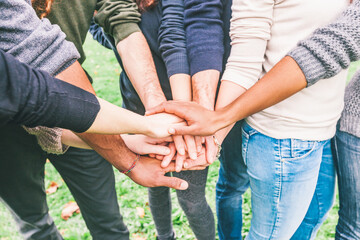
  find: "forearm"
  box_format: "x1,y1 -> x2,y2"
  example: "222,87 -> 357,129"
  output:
77,132 -> 138,171
56,60 -> 137,170
117,32 -> 166,109
217,56 -> 307,127
169,74 -> 192,101
192,70 -> 220,110
87,97 -> 151,135
214,80 -> 246,144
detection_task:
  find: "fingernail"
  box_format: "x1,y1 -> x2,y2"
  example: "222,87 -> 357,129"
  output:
165,149 -> 170,155
197,146 -> 202,152
190,153 -> 197,160
179,149 -> 185,155
168,128 -> 175,134
180,181 -> 188,190
184,162 -> 188,168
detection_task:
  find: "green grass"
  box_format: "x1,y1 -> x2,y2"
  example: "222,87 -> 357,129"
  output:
1,35 -> 360,240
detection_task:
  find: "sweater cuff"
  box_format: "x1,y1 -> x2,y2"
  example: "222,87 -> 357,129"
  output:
287,46 -> 327,87
339,111 -> 360,138
189,51 -> 223,76
23,126 -> 69,155
166,53 -> 190,78
113,23 -> 141,45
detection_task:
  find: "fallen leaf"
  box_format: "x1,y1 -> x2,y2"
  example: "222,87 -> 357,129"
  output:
46,181 -> 58,194
59,229 -> 68,236
136,207 -> 145,218
132,233 -> 146,240
61,201 -> 80,220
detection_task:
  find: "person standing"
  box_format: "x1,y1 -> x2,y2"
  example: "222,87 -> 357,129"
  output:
0,1 -> 188,240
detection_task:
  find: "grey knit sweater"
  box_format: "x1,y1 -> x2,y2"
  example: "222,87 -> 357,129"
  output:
288,0 -> 360,138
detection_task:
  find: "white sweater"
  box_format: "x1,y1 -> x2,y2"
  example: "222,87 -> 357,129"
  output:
222,0 -> 349,140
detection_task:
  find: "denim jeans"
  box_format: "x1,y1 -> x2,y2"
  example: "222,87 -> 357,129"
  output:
242,122 -> 335,240
291,138 -> 336,240
216,121 -> 249,240
334,128 -> 360,240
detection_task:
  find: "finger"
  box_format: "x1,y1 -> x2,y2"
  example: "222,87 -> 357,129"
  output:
175,153 -> 186,172
173,135 -> 186,156
183,156 -> 208,169
146,144 -> 171,156
195,136 -> 203,153
186,166 -> 207,171
205,136 -> 217,164
184,135 -> 197,160
157,176 -> 189,190
161,143 -> 176,168
156,154 -> 164,160
149,153 -> 155,158
148,136 -> 173,144
145,102 -> 167,116
168,125 -> 197,136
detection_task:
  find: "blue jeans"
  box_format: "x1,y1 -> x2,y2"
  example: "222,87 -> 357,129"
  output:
334,128 -> 360,240
242,123 -> 335,240
216,121 -> 250,240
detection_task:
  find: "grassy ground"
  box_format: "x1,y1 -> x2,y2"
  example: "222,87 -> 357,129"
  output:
1,35 -> 359,240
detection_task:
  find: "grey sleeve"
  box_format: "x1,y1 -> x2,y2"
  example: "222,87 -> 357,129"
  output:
0,0 -> 80,76
287,0 -> 360,86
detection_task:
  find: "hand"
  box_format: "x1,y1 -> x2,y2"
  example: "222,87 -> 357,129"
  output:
127,155 -> 189,190
146,113 -> 199,167
121,134 -> 172,155
144,112 -> 186,138
182,146 -> 213,170
146,101 -> 223,136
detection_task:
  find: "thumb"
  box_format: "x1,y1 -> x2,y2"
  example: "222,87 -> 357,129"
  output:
169,125 -> 195,136
145,103 -> 166,116
158,176 -> 189,190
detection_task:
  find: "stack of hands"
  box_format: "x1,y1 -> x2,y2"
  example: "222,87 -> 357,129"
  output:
123,108 -> 220,173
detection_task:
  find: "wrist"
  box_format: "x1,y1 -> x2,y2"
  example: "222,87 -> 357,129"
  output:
120,154 -> 139,174
144,93 -> 166,110
214,106 -> 233,131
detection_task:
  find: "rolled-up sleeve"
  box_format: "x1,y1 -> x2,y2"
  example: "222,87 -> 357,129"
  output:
95,0 -> 141,45
184,0 -> 224,75
222,0 -> 274,89
0,0 -> 80,76
159,0 -> 190,78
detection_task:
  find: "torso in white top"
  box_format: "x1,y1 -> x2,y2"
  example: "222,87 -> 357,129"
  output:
223,0 -> 349,140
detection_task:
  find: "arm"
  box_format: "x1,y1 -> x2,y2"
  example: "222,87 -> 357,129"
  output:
182,0 -> 224,163
184,0 -> 224,109
287,0 -> 360,86
148,0 -> 360,136
89,18 -> 113,50
0,49 -> 99,131
95,0 -> 166,109
57,64 -> 188,190
159,0 -> 197,168
0,0 -> 80,75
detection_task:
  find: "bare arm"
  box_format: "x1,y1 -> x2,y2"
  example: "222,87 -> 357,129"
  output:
116,32 -> 166,109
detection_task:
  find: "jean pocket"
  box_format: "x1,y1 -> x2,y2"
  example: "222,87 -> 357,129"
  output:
283,139 -> 320,160
241,123 -> 258,165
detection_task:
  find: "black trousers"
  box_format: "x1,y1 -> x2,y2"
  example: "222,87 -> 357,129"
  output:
0,124 -> 129,240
